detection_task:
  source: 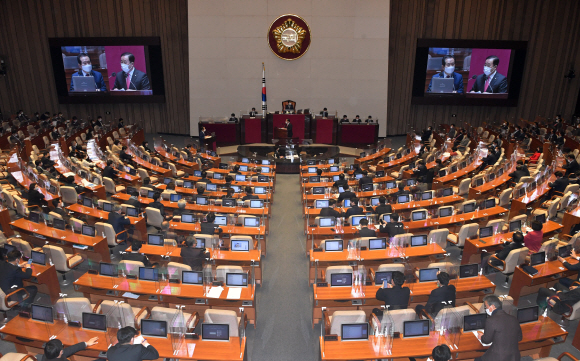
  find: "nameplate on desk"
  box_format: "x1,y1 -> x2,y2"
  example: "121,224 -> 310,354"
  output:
324,335 -> 338,341
351,300 -> 362,306
68,320 -> 81,327
317,282 -> 328,287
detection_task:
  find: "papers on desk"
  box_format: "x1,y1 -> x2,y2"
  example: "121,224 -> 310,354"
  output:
443,152 -> 450,157
207,286 -> 224,298
122,292 -> 140,299
63,172 -> 76,177
81,179 -> 96,187
472,331 -> 492,346
73,244 -> 88,250
227,287 -> 242,300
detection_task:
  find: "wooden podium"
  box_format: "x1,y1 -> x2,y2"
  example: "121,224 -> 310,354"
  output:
203,134 -> 216,151
274,127 -> 287,139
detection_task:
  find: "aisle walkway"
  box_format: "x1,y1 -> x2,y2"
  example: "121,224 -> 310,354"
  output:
245,174 -> 320,360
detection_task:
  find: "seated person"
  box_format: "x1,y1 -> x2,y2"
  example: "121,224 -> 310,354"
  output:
548,171 -> 569,196
119,146 -> 133,162
344,198 -> 365,219
374,271 -> 410,313
563,154 -> 580,176
557,249 -> 580,290
27,183 -> 48,211
378,213 -> 404,238
431,345 -> 452,361
332,173 -> 348,189
415,272 -> 455,317
102,160 -> 119,179
242,187 -> 259,201
353,115 -> 362,123
149,192 -> 171,220
365,116 -> 374,123
201,212 -> 223,235
196,186 -> 205,195
180,235 -> 210,271
320,199 -> 342,218
536,281 -> 580,315
489,231 -> 524,268
121,241 -> 152,267
508,165 -> 527,183
358,170 -> 373,188
523,221 -> 543,254
340,115 -> 349,123
393,182 -> 410,198
173,199 -> 188,217
108,204 -> 131,243
228,113 -> 238,123
51,199 -> 70,223
196,171 -> 212,184
357,218 -> 376,237
40,337 -> 99,361
337,184 -> 356,204
373,196 -> 392,215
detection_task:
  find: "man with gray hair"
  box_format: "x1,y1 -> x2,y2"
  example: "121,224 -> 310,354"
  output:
108,203 -> 131,242
475,294 -> 522,361
173,199 -> 188,218
161,221 -> 178,240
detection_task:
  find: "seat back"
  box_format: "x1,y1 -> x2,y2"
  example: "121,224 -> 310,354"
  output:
325,265 -> 353,284
118,260 -> 145,276
386,309 -> 416,333
140,187 -> 153,197
150,306 -> 191,331
203,309 -> 240,337
538,238 -> 559,253
216,265 -> 244,282
70,218 -> 85,233
60,186 -> 78,204
503,247 -> 529,274
427,262 -> 453,273
456,223 -> 479,247
547,197 -> 561,219
103,177 -> 118,194
461,200 -> 477,213
230,235 -> 255,251
377,264 -> 405,273
486,219 -> 505,234
167,262 -> 192,279
563,184 -> 580,195
98,300 -> 136,328
54,297 -> 93,322
329,310 -> 366,335
457,178 -> 471,195
138,168 -> 150,180
427,228 -> 449,248
391,233 -> 412,247
433,305 -> 472,331
498,188 -> 513,207
95,222 -> 118,246
145,207 -> 164,228
13,195 -> 29,217
10,238 -> 33,258
42,245 -> 70,272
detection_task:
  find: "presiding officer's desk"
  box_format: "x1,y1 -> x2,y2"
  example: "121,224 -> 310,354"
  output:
461,220 -> 564,265
0,316 -> 247,361
10,218 -> 110,263
508,256 -> 580,305
311,275 -> 495,327
66,203 -> 148,237
308,243 -> 446,284
125,244 -> 263,285
73,272 -> 258,327
319,316 -> 566,360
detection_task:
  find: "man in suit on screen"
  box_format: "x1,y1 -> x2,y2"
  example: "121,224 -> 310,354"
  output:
426,55 -> 464,93
113,52 -> 151,91
70,53 -> 107,92
470,55 -> 508,93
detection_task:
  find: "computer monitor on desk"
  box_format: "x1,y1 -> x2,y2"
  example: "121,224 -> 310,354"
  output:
324,240 -> 343,252
30,250 -> 46,265
82,225 -> 96,237
530,252 -> 545,266
226,273 -> 248,287
99,262 -> 117,276
517,306 -> 539,324
31,304 -> 53,323
182,271 -> 203,285
330,273 -> 352,287
141,319 -> 167,338
202,324 -> 229,341
139,267 -> 159,281
341,323 -> 368,341
509,220 -> 522,232
231,239 -> 249,251
315,199 -> 329,208
411,235 -> 427,247
463,313 -> 487,332
459,264 -> 479,278
369,238 -> 387,250
82,313 -> 107,332
375,271 -> 392,285
418,268 -> 439,282
148,234 -> 164,246
403,320 -> 430,338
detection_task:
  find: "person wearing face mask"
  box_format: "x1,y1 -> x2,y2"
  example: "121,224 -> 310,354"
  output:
113,52 -> 151,91
70,53 -> 107,92
426,55 -> 464,93
469,55 -> 508,93
475,295 -> 522,361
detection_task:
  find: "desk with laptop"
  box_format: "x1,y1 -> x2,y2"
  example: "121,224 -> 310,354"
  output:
66,202 -> 148,238
1,304 -> 247,361
376,149 -> 417,171
74,263 -> 258,326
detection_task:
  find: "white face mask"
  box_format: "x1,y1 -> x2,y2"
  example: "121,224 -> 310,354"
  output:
121,63 -> 131,73
82,64 -> 92,73
483,66 -> 492,76
485,307 -> 493,316
444,66 -> 455,75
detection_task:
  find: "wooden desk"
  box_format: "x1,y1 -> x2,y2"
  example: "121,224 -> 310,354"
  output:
508,257 -> 579,305
74,272 -> 257,326
461,220 -> 564,265
319,317 -> 566,360
376,151 -> 417,171
127,147 -> 172,177
312,276 -> 495,326
0,207 -> 14,236
22,263 -> 61,304
8,168 -> 58,202
188,147 -> 221,168
434,156 -> 483,190
354,148 -> 391,165
51,158 -> 106,199
0,316 -> 247,360
10,218 -> 110,262
66,203 -> 148,237
562,204 -> 580,238
468,158 -> 520,200
126,244 -> 263,285
509,176 -> 555,218
308,243 -> 446,284
154,146 -> 199,172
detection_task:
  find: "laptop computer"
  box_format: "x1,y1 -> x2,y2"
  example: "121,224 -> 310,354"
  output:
318,217 -> 335,227
99,262 -> 117,276
148,234 -> 164,246
139,267 -> 159,281
202,323 -> 229,341
315,199 -> 329,208
375,271 -> 393,286
411,235 -> 427,247
182,270 -> 203,285
418,268 -> 439,282
324,240 -> 343,252
226,273 -> 248,287
341,323 -> 368,341
558,245 -> 572,258
431,78 -> 455,93
31,304 -> 53,323
403,320 -> 430,338
509,220 -> 522,232
439,207 -> 453,217
82,312 -> 107,332
368,238 -> 387,250
517,306 -> 539,324
350,216 -> 366,226
479,226 -> 493,238
141,319 -> 167,338
459,264 -> 479,278
231,239 -> 250,251
463,203 -> 476,213
30,250 -> 46,265
412,211 -> 427,221
330,273 -> 352,287
72,76 -> 97,92
530,251 -> 545,266
463,313 -> 487,332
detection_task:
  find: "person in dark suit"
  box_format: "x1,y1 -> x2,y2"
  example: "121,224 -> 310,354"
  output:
358,170 -> 373,188
536,282 -> 580,315
489,231 -> 524,268
125,192 -> 141,209
415,272 -> 456,317
374,196 -> 393,215
516,160 -> 530,176
242,187 -> 259,201
447,124 -> 457,139
284,119 -> 293,138
108,204 -> 130,242
27,183 -> 48,211
337,184 -> 356,204
284,103 -> 294,113
357,218 -> 376,237
249,108 -> 258,117
413,160 -> 428,178
228,113 -> 238,123
557,249 -> 580,289
69,53 -> 107,92
0,250 -> 37,307
426,55 -> 464,93
180,236 -> 210,271
393,182 -> 411,199
171,200 -> 188,218
431,345 -> 452,361
200,213 -> 223,235
102,160 -> 118,179
548,171 -> 569,195
469,55 -> 508,93
563,154 -> 580,176
113,52 -> 151,91
365,116 -> 374,123
421,126 -> 433,143
107,326 -> 159,361
345,198 -> 365,219
340,115 -> 349,123
51,199 -> 70,223
332,173 -> 348,189
196,171 -> 212,185
475,295 -> 522,361
320,199 -> 342,218
378,213 -> 404,238
40,337 -> 99,361
321,108 -> 329,117
374,271 -> 410,313
508,165 -> 528,183
121,241 -> 152,267
119,146 -> 133,163
353,115 -> 362,123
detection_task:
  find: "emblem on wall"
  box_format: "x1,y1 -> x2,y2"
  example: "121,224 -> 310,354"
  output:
268,15 -> 311,60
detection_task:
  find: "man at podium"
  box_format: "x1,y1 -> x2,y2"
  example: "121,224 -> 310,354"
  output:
284,119 -> 293,138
